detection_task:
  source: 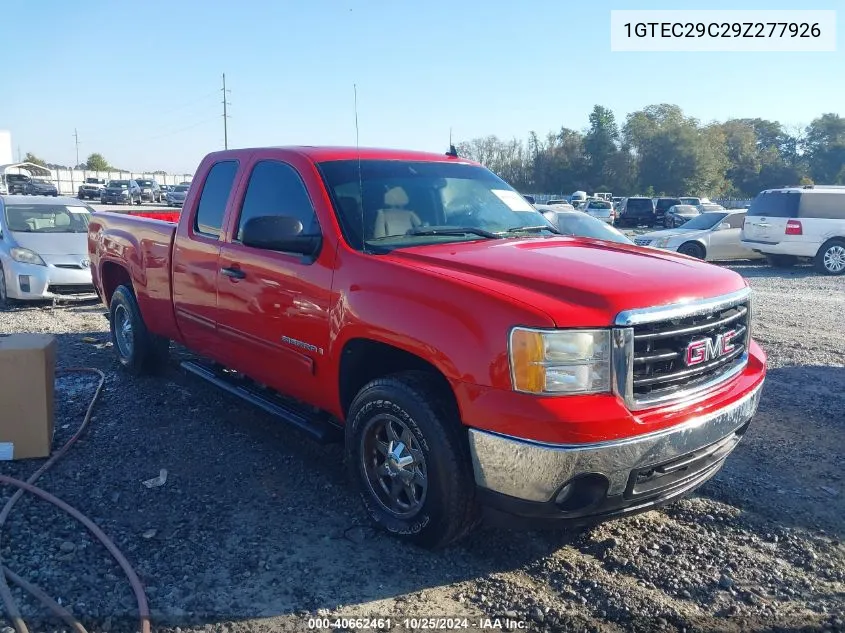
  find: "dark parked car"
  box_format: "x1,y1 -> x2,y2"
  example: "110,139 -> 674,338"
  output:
663,204 -> 701,228
24,178 -> 59,196
134,179 -> 162,203
101,180 -> 142,205
5,174 -> 31,195
617,196 -> 656,227
654,197 -> 683,222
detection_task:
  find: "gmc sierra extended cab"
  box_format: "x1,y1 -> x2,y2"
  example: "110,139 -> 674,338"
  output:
88,147 -> 767,548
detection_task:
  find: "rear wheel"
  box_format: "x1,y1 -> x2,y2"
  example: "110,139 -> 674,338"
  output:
765,254 -> 797,268
109,285 -> 169,375
815,239 -> 845,275
678,242 -> 706,259
345,371 -> 479,549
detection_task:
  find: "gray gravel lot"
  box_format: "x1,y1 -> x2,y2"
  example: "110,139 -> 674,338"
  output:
0,262 -> 843,633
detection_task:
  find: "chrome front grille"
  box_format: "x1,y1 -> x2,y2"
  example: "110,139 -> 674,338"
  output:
613,288 -> 752,410
634,238 -> 651,246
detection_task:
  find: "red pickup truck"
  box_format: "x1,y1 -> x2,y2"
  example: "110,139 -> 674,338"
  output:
88,147 -> 767,548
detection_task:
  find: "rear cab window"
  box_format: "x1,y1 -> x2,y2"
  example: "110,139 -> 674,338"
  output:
194,160 -> 239,239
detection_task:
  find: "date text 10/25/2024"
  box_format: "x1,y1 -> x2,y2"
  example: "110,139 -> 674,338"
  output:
308,617 -> 530,630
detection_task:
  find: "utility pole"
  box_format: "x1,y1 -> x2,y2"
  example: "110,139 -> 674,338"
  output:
17,146 -> 21,163
221,73 -> 231,150
73,128 -> 80,168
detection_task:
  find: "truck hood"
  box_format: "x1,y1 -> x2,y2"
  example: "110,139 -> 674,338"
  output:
386,237 -> 745,327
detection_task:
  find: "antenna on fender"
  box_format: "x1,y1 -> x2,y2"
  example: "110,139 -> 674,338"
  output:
354,83 -> 366,254
446,127 -> 458,157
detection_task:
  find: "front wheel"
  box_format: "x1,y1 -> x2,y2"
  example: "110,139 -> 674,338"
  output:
109,285 -> 169,375
345,371 -> 479,549
678,242 -> 706,259
816,239 -> 845,275
0,263 -> 12,308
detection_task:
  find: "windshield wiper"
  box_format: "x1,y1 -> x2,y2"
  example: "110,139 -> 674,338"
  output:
506,225 -> 561,235
405,226 -> 503,239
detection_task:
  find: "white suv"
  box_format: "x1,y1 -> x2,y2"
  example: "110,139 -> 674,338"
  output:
741,186 -> 845,275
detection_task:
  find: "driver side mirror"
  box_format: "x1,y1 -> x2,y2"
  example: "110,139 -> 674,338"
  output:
241,215 -> 322,257
717,222 -> 731,230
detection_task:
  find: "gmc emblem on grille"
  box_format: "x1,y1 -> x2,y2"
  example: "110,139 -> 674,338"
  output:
684,330 -> 737,367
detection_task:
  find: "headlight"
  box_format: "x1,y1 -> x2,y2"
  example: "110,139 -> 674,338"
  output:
653,237 -> 671,248
509,328 -> 611,395
10,247 -> 46,266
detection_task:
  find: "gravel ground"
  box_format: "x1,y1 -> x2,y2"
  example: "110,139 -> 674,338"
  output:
0,262 -> 843,633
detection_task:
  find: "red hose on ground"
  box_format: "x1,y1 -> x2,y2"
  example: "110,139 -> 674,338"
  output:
2,566 -> 88,633
0,476 -> 150,633
0,368 -> 150,633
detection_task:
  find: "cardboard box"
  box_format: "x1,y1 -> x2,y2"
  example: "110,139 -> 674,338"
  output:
0,334 -> 56,460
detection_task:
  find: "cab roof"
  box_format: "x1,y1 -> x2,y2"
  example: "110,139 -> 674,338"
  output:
202,146 -> 478,165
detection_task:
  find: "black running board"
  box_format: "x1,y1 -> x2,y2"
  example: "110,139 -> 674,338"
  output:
180,360 -> 342,444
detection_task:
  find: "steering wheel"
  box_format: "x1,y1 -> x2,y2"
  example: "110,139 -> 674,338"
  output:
445,196 -> 484,226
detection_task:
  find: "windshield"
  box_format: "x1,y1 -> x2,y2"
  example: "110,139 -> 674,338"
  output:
4,204 -> 92,233
677,211 -> 728,230
587,201 -> 612,209
108,180 -> 129,188
136,180 -> 152,186
32,179 -> 51,185
174,185 -> 189,192
679,197 -> 699,205
656,198 -> 681,210
672,205 -> 699,214
317,160 -> 557,250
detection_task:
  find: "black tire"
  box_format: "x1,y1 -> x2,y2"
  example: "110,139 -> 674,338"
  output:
109,285 -> 169,375
815,239 -> 845,276
345,370 -> 479,549
765,254 -> 797,268
678,242 -> 706,259
0,263 -> 12,308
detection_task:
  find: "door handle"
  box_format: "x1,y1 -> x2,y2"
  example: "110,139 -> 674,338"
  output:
220,266 -> 246,280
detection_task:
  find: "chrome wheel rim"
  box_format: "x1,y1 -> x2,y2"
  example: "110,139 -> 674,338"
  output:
113,305 -> 134,359
361,414 -> 428,518
823,245 -> 845,273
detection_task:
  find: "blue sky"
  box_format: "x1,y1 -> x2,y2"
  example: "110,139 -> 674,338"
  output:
3,0 -> 842,174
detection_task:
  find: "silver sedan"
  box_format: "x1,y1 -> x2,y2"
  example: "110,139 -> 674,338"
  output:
634,210 -> 764,261
0,196 -> 96,304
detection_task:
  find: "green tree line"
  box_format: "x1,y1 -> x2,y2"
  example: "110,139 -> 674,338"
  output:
457,104 -> 845,197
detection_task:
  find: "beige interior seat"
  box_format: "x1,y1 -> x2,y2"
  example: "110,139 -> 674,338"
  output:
372,186 -> 422,238
54,214 -> 71,227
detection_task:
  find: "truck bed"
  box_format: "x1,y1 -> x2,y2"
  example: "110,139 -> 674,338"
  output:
88,211 -> 182,342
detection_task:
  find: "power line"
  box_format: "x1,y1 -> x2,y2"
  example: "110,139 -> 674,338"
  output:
221,73 -> 231,150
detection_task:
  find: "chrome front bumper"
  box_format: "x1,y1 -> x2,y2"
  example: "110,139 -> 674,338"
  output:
467,380 -> 763,505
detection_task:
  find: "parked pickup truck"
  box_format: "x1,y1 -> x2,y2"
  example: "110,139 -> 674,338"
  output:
88,147 -> 767,548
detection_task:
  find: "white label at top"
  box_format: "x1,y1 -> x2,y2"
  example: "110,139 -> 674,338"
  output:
492,190 -> 535,212
610,10 -> 836,52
